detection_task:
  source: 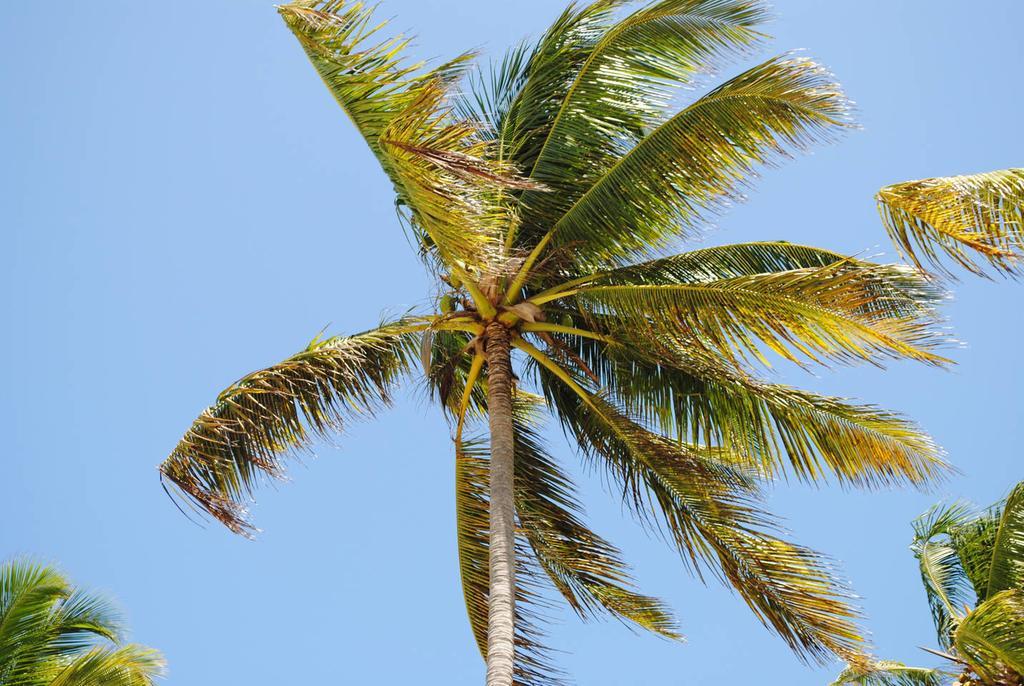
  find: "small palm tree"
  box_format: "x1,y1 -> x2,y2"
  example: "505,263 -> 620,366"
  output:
909,482 -> 1024,685
0,559 -> 164,686
877,169 -> 1024,277
831,482 -> 1024,686
159,2 -> 952,683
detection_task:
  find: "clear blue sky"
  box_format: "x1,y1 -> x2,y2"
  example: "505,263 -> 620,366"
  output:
2,2 -> 1022,684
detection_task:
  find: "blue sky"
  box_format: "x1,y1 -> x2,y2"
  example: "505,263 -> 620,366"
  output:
2,1 -> 1023,684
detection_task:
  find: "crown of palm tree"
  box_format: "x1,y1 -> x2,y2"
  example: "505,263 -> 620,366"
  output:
0,560 -> 165,686
909,483 -> 1024,683
159,2 -> 953,682
832,482 -> 1024,686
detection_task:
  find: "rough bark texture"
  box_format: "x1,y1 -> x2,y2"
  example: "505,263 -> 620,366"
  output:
484,322 -> 516,686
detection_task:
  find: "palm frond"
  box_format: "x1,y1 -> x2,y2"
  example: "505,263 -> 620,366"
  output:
588,338 -> 946,488
521,344 -> 863,664
829,659 -> 944,686
455,433 -> 563,686
454,391 -> 677,685
48,645 -> 165,686
949,508 -> 1001,606
877,168 -> 1024,277
279,1 -> 531,271
911,503 -> 976,648
488,0 -> 635,174
0,563 -> 121,677
584,241 -> 861,285
512,400 -> 679,639
513,0 -> 769,250
522,54 -> 851,272
987,482 -> 1024,597
0,560 -> 163,686
953,589 -> 1024,682
425,329 -> 486,418
378,80 -> 537,263
159,320 -> 422,536
550,260 -> 947,369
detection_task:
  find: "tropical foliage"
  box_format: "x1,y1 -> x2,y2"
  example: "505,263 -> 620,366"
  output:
0,559 -> 164,686
832,482 -> 1024,686
159,1 -> 952,683
877,169 -> 1024,277
829,659 -> 944,686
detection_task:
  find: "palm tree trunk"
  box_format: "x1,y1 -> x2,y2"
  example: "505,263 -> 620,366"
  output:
484,321 -> 516,686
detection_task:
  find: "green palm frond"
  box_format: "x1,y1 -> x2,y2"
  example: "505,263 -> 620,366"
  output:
522,346 -> 863,664
954,589 -> 1024,682
877,168 -> 1024,277
580,241 -> 862,285
453,433 -> 490,658
0,564 -> 121,681
910,485 -> 1024,653
455,433 -> 564,686
159,320 -> 422,536
911,503 -> 976,648
47,645 -> 165,686
829,660 -> 944,686
512,400 -> 679,639
546,260 -> 947,369
986,482 -> 1024,597
454,394 -> 678,681
513,0 -> 768,249
949,509 -> 1001,606
0,560 -> 164,686
457,0 -> 622,162
519,54 -> 851,274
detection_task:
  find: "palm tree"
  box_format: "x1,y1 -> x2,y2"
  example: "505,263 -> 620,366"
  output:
830,482 -> 1024,686
877,169 -> 1024,277
159,1 -> 953,683
0,559 -> 164,686
909,482 -> 1024,685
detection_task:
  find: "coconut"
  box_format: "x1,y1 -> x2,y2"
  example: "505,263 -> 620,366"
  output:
440,294 -> 455,313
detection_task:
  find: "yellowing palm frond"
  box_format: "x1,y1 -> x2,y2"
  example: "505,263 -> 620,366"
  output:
280,1 -> 530,271
550,261 -> 947,369
596,341 -> 946,488
877,168 -> 1024,277
159,321 -> 422,536
583,241 -> 861,285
